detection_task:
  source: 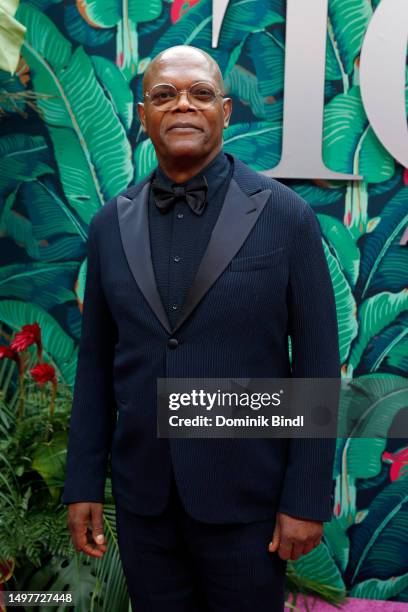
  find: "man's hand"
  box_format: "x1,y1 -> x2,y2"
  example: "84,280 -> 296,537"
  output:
67,502 -> 107,558
268,511 -> 323,561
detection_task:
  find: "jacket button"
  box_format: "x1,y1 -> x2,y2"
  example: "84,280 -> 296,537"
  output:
167,338 -> 179,349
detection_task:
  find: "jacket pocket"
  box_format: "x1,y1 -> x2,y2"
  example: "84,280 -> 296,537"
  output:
228,247 -> 285,272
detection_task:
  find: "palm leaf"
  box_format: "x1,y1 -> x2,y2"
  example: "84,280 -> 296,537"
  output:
347,290 -> 408,374
90,503 -> 129,611
0,134 -> 53,202
323,87 -> 395,182
318,214 -> 360,288
64,4 -> 114,47
91,56 -> 133,131
0,262 -> 77,309
358,187 -> 408,299
17,4 -> 133,223
247,30 -> 284,98
327,0 -> 373,78
347,474 -> 408,584
289,541 -> 346,599
224,64 -> 266,119
223,121 -> 282,170
350,571 -> 408,599
322,240 -> 358,364
363,316 -> 408,374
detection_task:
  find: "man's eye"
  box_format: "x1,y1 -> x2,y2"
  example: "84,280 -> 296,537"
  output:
152,90 -> 176,103
192,88 -> 214,99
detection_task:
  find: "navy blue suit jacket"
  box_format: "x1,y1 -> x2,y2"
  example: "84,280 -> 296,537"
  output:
62,155 -> 340,523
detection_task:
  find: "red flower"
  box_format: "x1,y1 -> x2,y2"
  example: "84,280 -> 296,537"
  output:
10,322 -> 42,359
171,0 -> 201,23
0,345 -> 19,362
403,168 -> 408,186
30,363 -> 56,386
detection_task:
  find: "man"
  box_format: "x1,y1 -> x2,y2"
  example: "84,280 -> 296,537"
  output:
63,45 -> 340,611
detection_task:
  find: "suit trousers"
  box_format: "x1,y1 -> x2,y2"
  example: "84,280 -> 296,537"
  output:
115,470 -> 288,612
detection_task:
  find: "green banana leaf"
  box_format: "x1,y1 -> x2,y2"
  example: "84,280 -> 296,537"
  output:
291,182 -> 346,206
358,187 -> 408,300
337,374 -> 408,439
347,290 -> 408,373
79,0 -> 162,80
289,541 -> 346,599
347,474 -> 408,584
133,138 -> 157,182
2,180 -> 86,261
0,134 -> 54,201
350,571 -> 408,599
19,179 -> 88,241
91,55 -> 134,131
323,87 -> 395,182
327,0 -> 373,78
247,30 -> 284,99
0,261 -> 77,309
223,121 -> 282,170
224,64 -> 268,120
318,214 -> 360,288
363,317 -> 408,374
17,3 -> 133,224
323,516 -> 351,574
322,240 -> 358,364
64,4 -> 114,47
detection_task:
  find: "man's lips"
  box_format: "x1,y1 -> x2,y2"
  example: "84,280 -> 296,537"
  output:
167,122 -> 203,132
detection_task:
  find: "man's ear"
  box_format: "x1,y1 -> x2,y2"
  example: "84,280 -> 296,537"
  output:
223,97 -> 232,129
137,102 -> 147,132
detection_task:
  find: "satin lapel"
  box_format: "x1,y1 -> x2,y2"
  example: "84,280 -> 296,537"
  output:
117,183 -> 172,334
172,179 -> 271,334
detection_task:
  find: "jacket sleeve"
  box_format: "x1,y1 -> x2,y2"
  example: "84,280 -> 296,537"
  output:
62,214 -> 117,504
277,202 -> 340,521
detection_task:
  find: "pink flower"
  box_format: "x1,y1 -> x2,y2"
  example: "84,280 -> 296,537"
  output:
382,447 -> 408,481
171,0 -> 201,23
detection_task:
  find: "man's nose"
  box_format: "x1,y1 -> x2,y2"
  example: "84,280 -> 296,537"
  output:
175,91 -> 194,111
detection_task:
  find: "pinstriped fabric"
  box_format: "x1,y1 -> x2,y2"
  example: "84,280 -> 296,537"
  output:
62,153 -> 340,523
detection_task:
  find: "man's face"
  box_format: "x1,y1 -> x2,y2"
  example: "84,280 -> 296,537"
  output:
137,55 -> 232,163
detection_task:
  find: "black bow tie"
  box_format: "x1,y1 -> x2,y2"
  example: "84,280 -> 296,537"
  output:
151,175 -> 208,216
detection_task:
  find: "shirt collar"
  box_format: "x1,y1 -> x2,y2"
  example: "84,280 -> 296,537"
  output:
154,150 -> 231,201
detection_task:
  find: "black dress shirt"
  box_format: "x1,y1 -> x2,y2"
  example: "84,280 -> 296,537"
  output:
148,150 -> 234,329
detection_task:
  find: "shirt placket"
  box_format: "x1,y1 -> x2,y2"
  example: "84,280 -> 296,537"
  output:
167,197 -> 188,328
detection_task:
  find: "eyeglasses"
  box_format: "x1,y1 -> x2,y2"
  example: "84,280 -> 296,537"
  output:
143,81 -> 225,111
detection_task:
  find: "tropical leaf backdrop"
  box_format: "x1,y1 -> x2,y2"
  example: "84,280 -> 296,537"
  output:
0,0 -> 407,607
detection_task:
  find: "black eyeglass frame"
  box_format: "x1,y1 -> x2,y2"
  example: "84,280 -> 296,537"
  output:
142,81 -> 226,111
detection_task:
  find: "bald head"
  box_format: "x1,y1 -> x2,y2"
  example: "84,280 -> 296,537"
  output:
142,45 -> 225,94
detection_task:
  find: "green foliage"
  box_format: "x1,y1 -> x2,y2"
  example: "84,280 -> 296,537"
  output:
16,3 -> 134,222
0,359 -> 72,566
1,0 -> 407,607
0,323 -> 129,610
